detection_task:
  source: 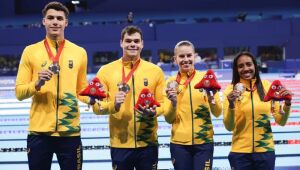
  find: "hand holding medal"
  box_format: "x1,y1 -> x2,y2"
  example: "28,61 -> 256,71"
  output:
35,69 -> 54,90
234,83 -> 245,101
166,80 -> 179,107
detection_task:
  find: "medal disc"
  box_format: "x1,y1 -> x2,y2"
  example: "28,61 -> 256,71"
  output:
118,82 -> 130,93
49,63 -> 60,74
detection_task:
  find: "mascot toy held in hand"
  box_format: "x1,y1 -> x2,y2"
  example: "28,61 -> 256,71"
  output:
264,80 -> 292,114
134,88 -> 160,112
79,77 -> 106,107
194,69 -> 221,104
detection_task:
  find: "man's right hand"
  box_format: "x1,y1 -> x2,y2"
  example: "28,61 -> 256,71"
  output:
35,70 -> 53,91
114,91 -> 127,112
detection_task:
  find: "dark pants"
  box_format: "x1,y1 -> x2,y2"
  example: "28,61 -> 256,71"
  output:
110,146 -> 158,170
228,151 -> 275,170
27,135 -> 82,170
170,143 -> 214,170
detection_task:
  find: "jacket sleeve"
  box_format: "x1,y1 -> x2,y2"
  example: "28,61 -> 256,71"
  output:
76,48 -> 90,104
209,91 -> 222,118
15,47 -> 38,101
272,102 -> 290,126
92,66 -> 117,115
153,68 -> 165,117
163,77 -> 176,124
223,85 -> 235,131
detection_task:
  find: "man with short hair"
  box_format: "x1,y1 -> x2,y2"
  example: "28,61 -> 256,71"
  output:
15,1 -> 89,170
92,25 -> 165,170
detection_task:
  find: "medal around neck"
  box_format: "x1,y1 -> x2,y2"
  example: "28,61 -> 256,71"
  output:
49,63 -> 60,74
118,82 -> 130,93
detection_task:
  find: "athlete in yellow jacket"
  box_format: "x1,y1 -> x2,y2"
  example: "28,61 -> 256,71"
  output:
164,41 -> 222,170
223,52 -> 292,170
16,37 -> 89,135
92,25 -> 164,170
15,2 -> 89,169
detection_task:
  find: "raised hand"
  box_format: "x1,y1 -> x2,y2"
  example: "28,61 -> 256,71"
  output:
166,88 -> 177,107
35,69 -> 53,90
279,88 -> 293,106
227,90 -> 241,108
115,91 -> 127,112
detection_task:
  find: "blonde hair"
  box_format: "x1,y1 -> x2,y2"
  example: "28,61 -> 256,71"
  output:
174,40 -> 195,55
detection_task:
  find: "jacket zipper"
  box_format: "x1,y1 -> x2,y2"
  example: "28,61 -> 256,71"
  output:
55,42 -> 59,131
131,63 -> 137,148
55,73 -> 60,131
250,80 -> 255,152
188,82 -> 194,145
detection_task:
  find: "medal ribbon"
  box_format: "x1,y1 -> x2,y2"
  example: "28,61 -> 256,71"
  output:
122,59 -> 141,84
246,84 -> 257,92
175,70 -> 196,88
44,39 -> 65,63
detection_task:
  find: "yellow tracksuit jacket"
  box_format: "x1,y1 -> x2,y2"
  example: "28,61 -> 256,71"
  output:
15,38 -> 89,136
223,79 -> 290,153
164,71 -> 222,145
92,58 -> 165,148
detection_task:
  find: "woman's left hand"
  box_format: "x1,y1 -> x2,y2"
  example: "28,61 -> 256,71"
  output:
279,88 -> 293,106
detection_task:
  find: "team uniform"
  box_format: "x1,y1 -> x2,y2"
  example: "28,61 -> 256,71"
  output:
223,79 -> 291,170
164,70 -> 222,170
15,37 -> 89,170
92,58 -> 165,170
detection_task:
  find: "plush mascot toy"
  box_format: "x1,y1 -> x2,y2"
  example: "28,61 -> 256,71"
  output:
135,88 -> 160,113
194,69 -> 221,104
264,80 -> 292,114
79,77 -> 106,109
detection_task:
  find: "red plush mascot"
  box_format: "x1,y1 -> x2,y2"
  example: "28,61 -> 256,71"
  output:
194,69 -> 221,104
264,80 -> 292,102
79,77 -> 106,102
264,80 -> 292,114
134,88 -> 160,111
